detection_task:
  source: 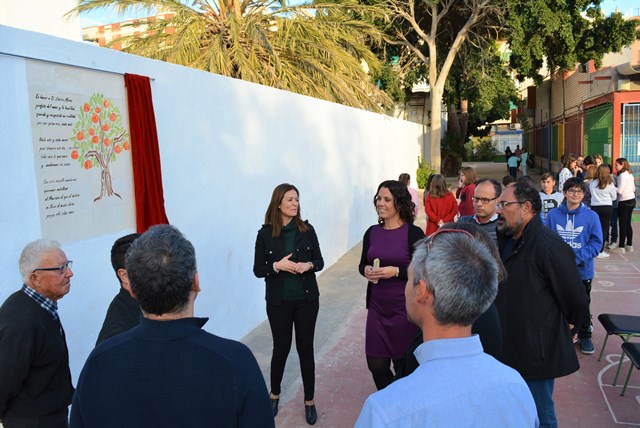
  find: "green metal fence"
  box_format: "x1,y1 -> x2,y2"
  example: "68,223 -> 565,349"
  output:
584,103 -> 613,164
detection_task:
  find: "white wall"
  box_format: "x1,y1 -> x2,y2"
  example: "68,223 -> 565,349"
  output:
0,24 -> 423,382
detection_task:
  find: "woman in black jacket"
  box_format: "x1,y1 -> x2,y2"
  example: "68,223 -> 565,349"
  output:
253,183 -> 324,425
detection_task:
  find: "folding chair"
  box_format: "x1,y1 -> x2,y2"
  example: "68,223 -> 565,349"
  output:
597,314 -> 640,385
620,342 -> 640,396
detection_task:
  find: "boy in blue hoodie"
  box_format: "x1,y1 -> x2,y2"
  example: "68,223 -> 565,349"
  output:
545,177 -> 602,355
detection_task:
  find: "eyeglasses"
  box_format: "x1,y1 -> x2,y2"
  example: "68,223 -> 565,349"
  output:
423,228 -> 476,250
566,189 -> 584,195
33,261 -> 73,274
496,201 -> 523,210
471,196 -> 498,204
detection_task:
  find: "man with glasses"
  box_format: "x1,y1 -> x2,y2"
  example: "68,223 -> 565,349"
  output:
545,178 -> 602,355
355,230 -> 538,427
458,178 -> 501,244
495,182 -> 587,428
0,239 -> 75,428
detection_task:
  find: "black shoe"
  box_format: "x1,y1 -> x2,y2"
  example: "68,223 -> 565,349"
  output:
271,397 -> 279,417
305,403 -> 317,425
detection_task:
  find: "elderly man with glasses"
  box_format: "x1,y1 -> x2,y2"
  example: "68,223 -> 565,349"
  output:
0,239 -> 75,428
458,178 -> 501,244
496,182 -> 587,428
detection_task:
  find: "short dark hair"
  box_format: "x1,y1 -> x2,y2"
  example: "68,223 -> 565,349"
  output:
540,172 -> 556,182
512,181 -> 541,215
111,233 -> 141,284
562,177 -> 587,193
476,178 -> 501,198
375,180 -> 415,224
502,175 -> 516,187
398,173 -> 411,185
516,175 -> 534,187
126,225 -> 197,315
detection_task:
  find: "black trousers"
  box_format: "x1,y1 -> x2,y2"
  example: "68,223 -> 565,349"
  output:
618,199 -> 636,247
592,205 -> 612,252
267,299 -> 319,401
578,279 -> 593,339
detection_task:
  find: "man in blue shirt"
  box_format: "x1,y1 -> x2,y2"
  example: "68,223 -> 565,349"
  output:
355,229 -> 538,428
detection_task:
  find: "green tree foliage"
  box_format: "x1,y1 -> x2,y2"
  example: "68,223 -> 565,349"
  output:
444,44 -> 517,138
70,0 -> 392,111
507,0 -> 640,82
378,0 -> 508,171
415,156 -> 437,189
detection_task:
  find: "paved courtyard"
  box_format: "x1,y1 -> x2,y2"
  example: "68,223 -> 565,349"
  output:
242,162 -> 640,427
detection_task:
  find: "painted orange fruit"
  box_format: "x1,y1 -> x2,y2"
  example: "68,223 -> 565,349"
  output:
88,128 -> 95,136
76,131 -> 84,141
83,103 -> 90,112
102,124 -> 110,132
109,113 -> 117,122
103,138 -> 110,147
114,145 -> 122,154
91,115 -> 99,123
123,141 -> 130,151
71,150 -> 79,160
103,100 -> 110,108
92,135 -> 99,144
84,159 -> 92,169
95,107 -> 101,114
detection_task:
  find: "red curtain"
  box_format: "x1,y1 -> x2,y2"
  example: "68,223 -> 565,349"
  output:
124,73 -> 169,232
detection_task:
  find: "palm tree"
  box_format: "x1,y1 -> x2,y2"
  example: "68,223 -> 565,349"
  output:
70,0 -> 391,111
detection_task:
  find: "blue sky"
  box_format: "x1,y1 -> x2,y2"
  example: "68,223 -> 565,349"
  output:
601,0 -> 639,15
79,0 -> 639,26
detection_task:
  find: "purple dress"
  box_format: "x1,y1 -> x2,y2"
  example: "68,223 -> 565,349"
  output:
365,223 -> 417,358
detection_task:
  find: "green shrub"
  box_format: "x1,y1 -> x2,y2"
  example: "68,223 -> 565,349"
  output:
472,137 -> 497,161
416,157 -> 437,189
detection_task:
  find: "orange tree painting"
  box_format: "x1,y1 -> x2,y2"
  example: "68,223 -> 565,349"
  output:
71,93 -> 129,201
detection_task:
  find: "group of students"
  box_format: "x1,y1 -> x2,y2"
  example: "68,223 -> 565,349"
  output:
551,153 -> 636,257
505,145 -> 531,177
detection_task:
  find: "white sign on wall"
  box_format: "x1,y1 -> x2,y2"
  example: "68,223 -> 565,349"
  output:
26,60 -> 135,243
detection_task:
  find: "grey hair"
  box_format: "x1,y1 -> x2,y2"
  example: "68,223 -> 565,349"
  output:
19,239 -> 61,283
126,224 -> 197,315
411,233 -> 498,326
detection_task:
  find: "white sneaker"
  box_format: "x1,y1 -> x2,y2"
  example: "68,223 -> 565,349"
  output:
611,247 -> 626,254
609,242 -> 619,250
597,252 -> 610,259
625,245 -> 633,252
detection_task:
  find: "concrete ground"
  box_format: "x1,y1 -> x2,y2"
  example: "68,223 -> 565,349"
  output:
242,162 -> 640,427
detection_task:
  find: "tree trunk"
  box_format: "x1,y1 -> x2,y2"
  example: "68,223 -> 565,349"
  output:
94,163 -> 122,202
429,85 -> 443,172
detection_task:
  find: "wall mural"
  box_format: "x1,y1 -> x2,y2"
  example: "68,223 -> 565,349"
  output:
27,60 -> 135,243
70,94 -> 130,202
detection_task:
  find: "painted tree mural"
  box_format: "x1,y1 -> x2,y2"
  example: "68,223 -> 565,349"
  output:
70,93 -> 129,201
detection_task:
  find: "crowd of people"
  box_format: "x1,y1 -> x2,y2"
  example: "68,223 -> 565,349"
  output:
0,156 -> 635,427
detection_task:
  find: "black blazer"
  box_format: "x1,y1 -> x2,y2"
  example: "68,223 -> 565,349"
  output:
253,221 -> 324,305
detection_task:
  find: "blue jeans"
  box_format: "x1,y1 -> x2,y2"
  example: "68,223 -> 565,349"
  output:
525,378 -> 557,428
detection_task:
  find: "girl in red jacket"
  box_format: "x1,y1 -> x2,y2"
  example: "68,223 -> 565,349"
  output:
424,174 -> 458,235
456,166 -> 477,217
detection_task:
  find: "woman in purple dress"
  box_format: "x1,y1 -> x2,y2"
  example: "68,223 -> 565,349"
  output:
358,180 -> 425,390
